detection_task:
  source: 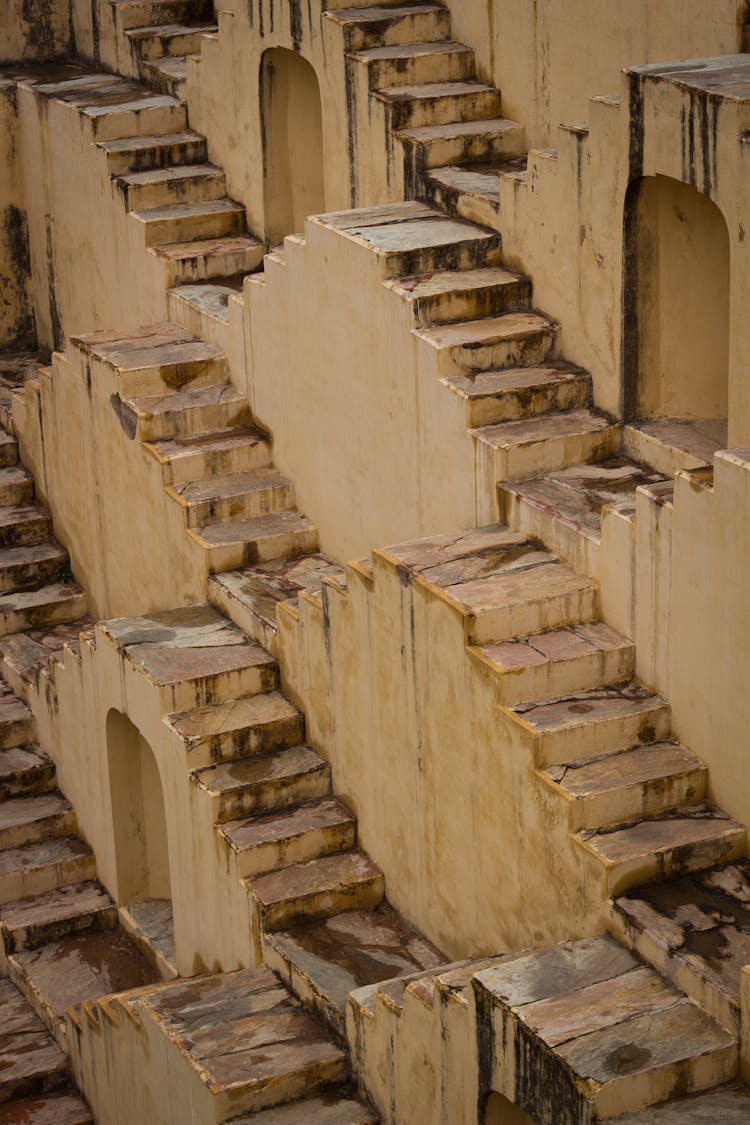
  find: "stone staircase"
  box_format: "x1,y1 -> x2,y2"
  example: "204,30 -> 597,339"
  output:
113,0 -> 218,101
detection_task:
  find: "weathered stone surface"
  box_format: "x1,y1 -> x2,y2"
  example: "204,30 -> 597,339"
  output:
0,1090 -> 93,1123
0,837 -> 95,904
514,681 -> 668,733
194,744 -> 330,821
222,797 -> 357,876
235,1093 -> 378,1124
247,851 -> 385,931
120,897 -> 176,974
0,794 -> 73,850
0,982 -> 68,1103
601,1080 -> 750,1122
0,881 -> 116,952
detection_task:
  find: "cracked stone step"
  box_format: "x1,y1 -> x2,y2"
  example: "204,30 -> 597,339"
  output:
311,202 -> 502,278
112,0 -> 214,31
374,79 -> 501,130
190,511 -> 319,571
387,266 -> 531,327
445,364 -> 591,427
246,851 -> 385,933
354,40 -> 475,88
0,794 -> 75,852
420,159 -> 526,226
540,741 -> 708,831
511,682 -> 671,766
263,902 -> 443,1039
167,690 -> 305,769
167,467 -> 296,526
0,507 -> 52,550
0,836 -> 96,905
145,425 -> 271,483
97,129 -> 207,174
0,542 -> 69,596
126,19 -> 218,59
473,935 -> 737,1120
0,881 -> 117,954
611,862 -> 750,1035
0,467 -> 35,508
0,1090 -> 93,1123
0,691 -> 34,750
0,745 -> 55,800
0,582 -> 87,638
576,804 -> 747,897
0,980 -> 69,1103
72,323 -> 228,395
236,1095 -> 378,1124
192,744 -> 331,823
474,407 -> 620,483
133,967 -> 349,1116
221,797 -> 357,879
152,234 -> 265,284
99,605 -> 279,710
115,161 -> 226,209
131,197 -> 246,246
415,311 -> 559,377
209,554 -> 345,648
123,380 -> 250,440
397,116 -> 526,168
327,5 -> 450,51
473,620 -> 635,706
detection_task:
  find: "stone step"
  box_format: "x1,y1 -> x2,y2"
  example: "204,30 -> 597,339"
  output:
420,159 -> 526,227
118,897 -> 177,980
7,926 -> 157,1042
374,79 -> 501,129
416,311 -> 559,376
263,902 -> 443,1039
474,407 -> 620,483
0,431 -> 18,468
167,467 -> 296,526
246,851 -> 385,933
0,542 -> 68,596
72,323 -> 228,396
387,266 -> 531,326
80,90 -> 187,142
0,794 -> 75,851
152,232 -> 265,284
222,797 -> 357,879
575,804 -> 747,897
611,862 -> 750,1035
473,935 -> 737,1120
141,55 -> 189,99
397,116 -> 526,169
113,0 -> 214,31
145,425 -> 271,483
599,1083 -> 750,1124
115,161 -> 226,209
0,583 -> 88,639
0,836 -> 96,906
0,980 -> 69,1103
472,621 -> 635,706
192,744 -> 331,823
168,279 -> 244,338
0,745 -> 55,800
167,689 -> 305,769
209,554 -> 346,648
355,40 -> 475,89
327,4 -> 450,51
0,507 -> 51,550
0,692 -> 34,750
133,967 -> 349,1117
313,202 -> 502,278
97,129 -> 207,174
540,741 -> 708,831
236,1095 -> 378,1124
131,197 -> 246,246
510,681 -> 672,766
123,380 -> 250,441
384,524 -> 598,644
0,1090 -> 93,1123
446,364 -> 592,428
190,511 -> 320,571
0,623 -> 90,703
0,881 -> 117,954
126,19 -> 218,59
99,605 -> 279,711
0,467 -> 34,508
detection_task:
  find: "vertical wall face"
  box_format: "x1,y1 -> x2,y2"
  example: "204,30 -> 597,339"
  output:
0,81 -> 35,348
631,175 -> 730,421
0,0 -> 72,64
261,48 -> 326,246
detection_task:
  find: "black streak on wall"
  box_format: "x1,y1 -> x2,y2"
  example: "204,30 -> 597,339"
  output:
290,0 -> 303,51
621,72 -> 645,421
2,205 -> 36,347
44,214 -> 63,351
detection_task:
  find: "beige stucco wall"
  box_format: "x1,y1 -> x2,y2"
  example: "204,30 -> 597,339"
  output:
0,0 -> 72,65
0,80 -> 35,347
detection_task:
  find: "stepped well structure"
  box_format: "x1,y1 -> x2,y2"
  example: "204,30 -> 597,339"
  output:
2,2 -> 750,1123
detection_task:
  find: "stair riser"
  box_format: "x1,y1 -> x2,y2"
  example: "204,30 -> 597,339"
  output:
234,819 -> 357,879
0,478 -> 34,507
141,65 -> 186,101
530,706 -> 673,768
183,714 -> 305,771
207,581 -> 276,650
160,242 -> 265,285
591,1043 -> 739,1120
490,423 -> 621,484
158,440 -> 272,485
0,556 -> 68,596
180,481 -> 296,527
212,765 -> 331,824
419,175 -> 501,229
381,235 -> 503,280
0,516 -> 52,550
104,137 -> 207,175
414,279 -> 531,327
464,375 -> 591,429
88,101 -> 187,143
117,356 -> 230,398
341,9 -> 451,51
500,488 -> 599,574
131,27 -> 216,60
2,905 -> 118,955
0,851 -> 96,907
403,124 -> 527,170
0,712 -> 34,751
136,398 -> 251,442
137,207 -> 245,248
364,48 -> 475,89
262,935 -> 347,1041
197,525 -> 320,572
0,762 -> 56,801
384,87 -> 502,130
0,811 -> 76,851
256,872 -> 385,932
443,326 -> 559,378
0,1050 -> 69,1104
117,170 -> 227,211
473,585 -> 599,647
158,662 -> 279,715
552,766 -> 708,833
0,591 -> 88,639
114,0 -> 214,31
489,644 -> 636,708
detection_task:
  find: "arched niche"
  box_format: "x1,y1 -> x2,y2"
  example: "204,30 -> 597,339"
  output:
260,47 -> 326,245
624,174 -> 730,427
484,1091 -> 537,1124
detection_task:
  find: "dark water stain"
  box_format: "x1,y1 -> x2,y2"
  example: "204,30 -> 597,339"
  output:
290,0 -> 303,50
44,214 -> 62,350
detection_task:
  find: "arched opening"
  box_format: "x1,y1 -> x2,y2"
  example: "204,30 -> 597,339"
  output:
484,1092 -> 537,1124
624,174 -> 730,454
261,47 -> 325,246
106,710 -> 174,963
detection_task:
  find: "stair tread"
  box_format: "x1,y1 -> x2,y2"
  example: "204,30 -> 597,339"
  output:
331,3 -> 446,25
424,158 -> 528,200
0,466 -> 32,485
417,310 -> 555,348
247,850 -> 382,906
235,1095 -> 377,1125
577,803 -> 746,864
142,55 -> 189,78
478,620 -> 631,675
194,510 -> 316,545
126,380 -> 240,416
354,40 -> 471,62
132,197 -> 243,221
0,541 -> 67,568
116,161 -> 223,188
0,880 -> 113,935
445,363 -> 587,401
613,861 -> 750,1007
152,233 -> 262,260
0,1090 -> 93,1124
147,424 -> 268,462
169,690 -> 299,747
388,265 -> 526,302
194,744 -> 324,797
72,322 -> 223,371
474,407 -> 616,449
0,691 -> 32,724
0,743 -> 53,781
543,741 -> 706,798
0,793 -> 71,833
0,504 -> 49,527
317,202 -> 497,254
97,128 -> 204,153
377,78 -> 498,100
397,116 -> 522,141
0,980 -> 68,1093
168,466 -> 292,505
170,279 -> 245,322
0,621 -> 90,685
600,1082 -> 750,1123
126,19 -> 218,41
222,797 -> 355,854
209,554 -> 346,632
0,836 -> 93,879
512,681 -> 668,733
